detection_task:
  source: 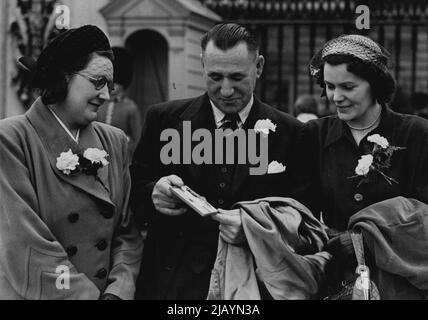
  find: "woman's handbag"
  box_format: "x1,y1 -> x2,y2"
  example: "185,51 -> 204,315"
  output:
324,231 -> 380,300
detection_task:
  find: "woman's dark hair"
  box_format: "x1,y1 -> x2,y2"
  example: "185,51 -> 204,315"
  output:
320,54 -> 396,104
40,50 -> 113,105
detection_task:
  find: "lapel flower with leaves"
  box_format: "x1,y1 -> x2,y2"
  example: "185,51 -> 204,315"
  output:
254,119 -> 277,135
350,134 -> 406,187
56,148 -> 109,176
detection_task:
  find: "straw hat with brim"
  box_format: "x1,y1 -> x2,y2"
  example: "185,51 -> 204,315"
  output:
309,34 -> 391,86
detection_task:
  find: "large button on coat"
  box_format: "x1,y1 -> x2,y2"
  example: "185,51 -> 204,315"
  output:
96,239 -> 108,251
68,212 -> 79,223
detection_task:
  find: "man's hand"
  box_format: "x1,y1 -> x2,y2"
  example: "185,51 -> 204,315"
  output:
152,175 -> 188,216
211,209 -> 246,245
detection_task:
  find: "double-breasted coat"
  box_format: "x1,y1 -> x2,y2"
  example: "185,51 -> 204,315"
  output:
130,93 -> 304,299
0,98 -> 143,299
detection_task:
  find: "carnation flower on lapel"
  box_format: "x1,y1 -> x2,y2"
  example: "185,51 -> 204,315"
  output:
56,149 -> 80,175
367,134 -> 388,149
80,148 -> 109,176
355,154 -> 373,176
83,148 -> 109,166
350,134 -> 406,187
56,148 -> 109,176
254,119 -> 276,135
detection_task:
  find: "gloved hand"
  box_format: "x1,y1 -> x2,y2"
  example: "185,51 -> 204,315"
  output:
324,230 -> 356,266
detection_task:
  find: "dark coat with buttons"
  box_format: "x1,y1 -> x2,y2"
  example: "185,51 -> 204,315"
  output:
299,105 -> 428,231
131,93 -> 304,299
0,98 -> 143,299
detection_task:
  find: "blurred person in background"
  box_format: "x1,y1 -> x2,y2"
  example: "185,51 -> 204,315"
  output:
410,92 -> 428,120
293,94 -> 319,123
97,47 -> 142,157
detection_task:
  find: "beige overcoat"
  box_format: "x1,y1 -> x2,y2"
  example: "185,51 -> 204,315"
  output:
0,98 -> 142,299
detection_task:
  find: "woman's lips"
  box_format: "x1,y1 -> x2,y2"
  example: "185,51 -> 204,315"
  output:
337,105 -> 352,110
89,102 -> 101,108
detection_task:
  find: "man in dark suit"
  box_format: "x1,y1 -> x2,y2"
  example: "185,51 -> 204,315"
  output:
131,23 -> 304,299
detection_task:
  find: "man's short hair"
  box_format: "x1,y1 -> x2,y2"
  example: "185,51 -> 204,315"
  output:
201,23 -> 259,54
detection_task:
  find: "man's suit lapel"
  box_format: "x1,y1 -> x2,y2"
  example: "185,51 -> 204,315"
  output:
232,96 -> 271,194
179,94 -> 216,183
26,98 -> 114,207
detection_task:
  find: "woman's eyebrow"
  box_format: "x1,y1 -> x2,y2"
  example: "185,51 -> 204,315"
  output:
325,80 -> 356,85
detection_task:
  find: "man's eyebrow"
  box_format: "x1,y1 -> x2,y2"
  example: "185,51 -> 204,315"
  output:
230,72 -> 246,76
207,71 -> 246,76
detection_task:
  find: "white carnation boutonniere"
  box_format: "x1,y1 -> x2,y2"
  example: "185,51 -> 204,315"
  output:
254,119 -> 277,135
83,148 -> 109,166
367,134 -> 389,149
80,148 -> 109,175
56,149 -> 80,175
56,147 -> 109,176
354,154 -> 373,176
350,134 -> 406,187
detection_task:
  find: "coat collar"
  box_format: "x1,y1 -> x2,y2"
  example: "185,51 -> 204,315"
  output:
25,98 -> 114,207
324,104 -> 397,149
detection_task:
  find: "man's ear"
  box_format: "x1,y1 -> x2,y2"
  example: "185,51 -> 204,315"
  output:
256,55 -> 265,78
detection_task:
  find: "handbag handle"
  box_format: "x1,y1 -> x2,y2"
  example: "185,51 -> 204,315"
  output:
350,231 -> 371,300
350,231 -> 365,266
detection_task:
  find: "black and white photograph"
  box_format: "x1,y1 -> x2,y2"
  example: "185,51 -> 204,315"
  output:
1,0 -> 428,311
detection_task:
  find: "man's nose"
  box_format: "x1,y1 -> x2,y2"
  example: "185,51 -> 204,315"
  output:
98,84 -> 110,101
220,79 -> 234,97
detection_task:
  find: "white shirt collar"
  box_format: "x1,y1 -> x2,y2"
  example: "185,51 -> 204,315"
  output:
210,95 -> 254,129
48,106 -> 80,143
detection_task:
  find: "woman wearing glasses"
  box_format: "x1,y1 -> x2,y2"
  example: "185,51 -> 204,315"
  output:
0,25 -> 142,299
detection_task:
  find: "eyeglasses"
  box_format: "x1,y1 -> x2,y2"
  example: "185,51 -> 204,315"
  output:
75,73 -> 115,93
